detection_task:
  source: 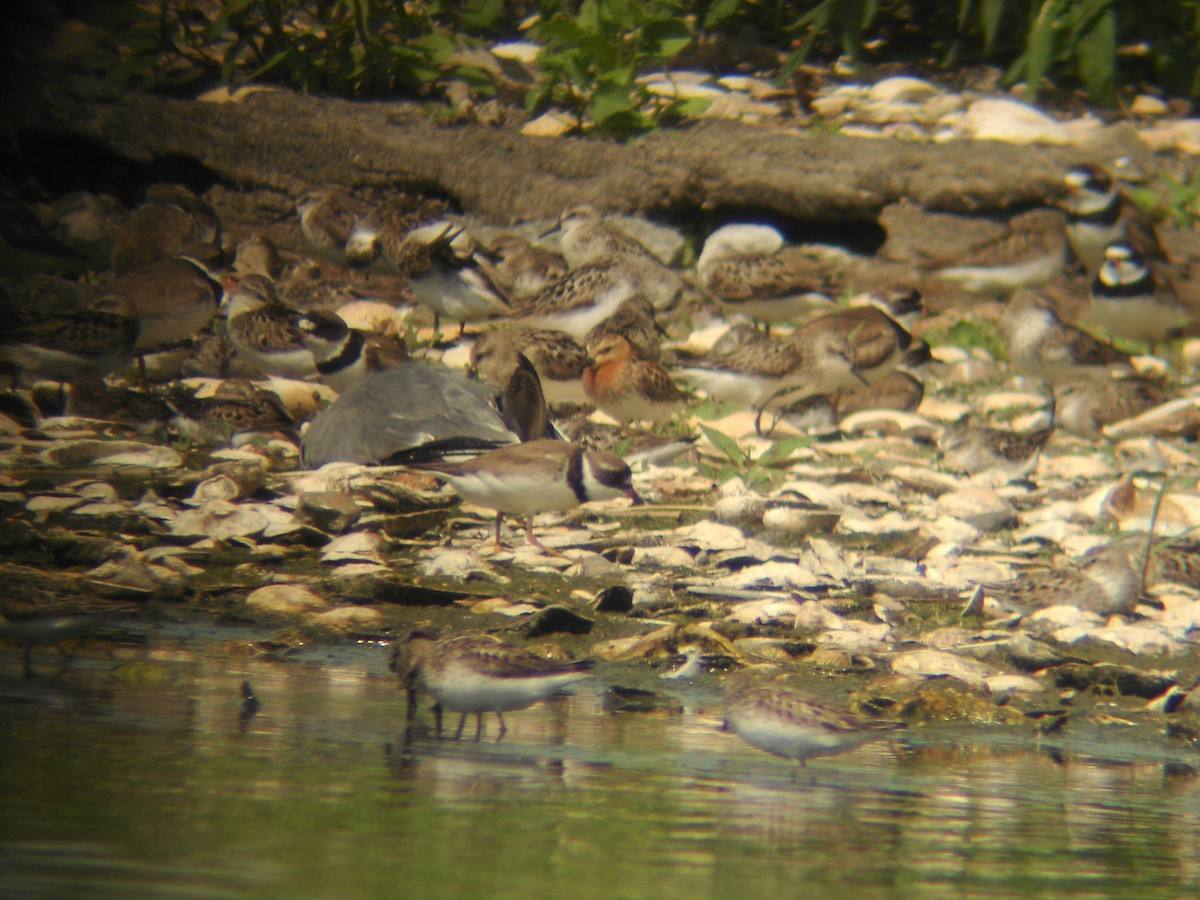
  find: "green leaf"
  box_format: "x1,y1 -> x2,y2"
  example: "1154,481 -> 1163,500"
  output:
249,49 -> 290,80
1023,0 -> 1063,98
1073,3 -> 1116,105
644,18 -> 693,59
698,425 -> 747,468
589,82 -> 635,124
671,96 -> 712,117
703,0 -> 742,30
980,0 -> 1007,51
757,435 -> 814,467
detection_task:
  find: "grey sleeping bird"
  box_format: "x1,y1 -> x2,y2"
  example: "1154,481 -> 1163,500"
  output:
301,357 -> 554,468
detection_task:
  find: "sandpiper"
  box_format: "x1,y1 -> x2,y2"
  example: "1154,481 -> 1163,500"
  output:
0,308 -> 139,383
553,205 -> 684,311
294,308 -> 409,392
346,195 -> 507,333
232,234 -> 283,279
510,260 -> 642,341
1089,241 -> 1188,345
584,294 -> 664,362
938,418 -> 1053,478
295,187 -> 369,267
696,223 -> 843,325
931,208 -> 1066,298
1063,162 -> 1167,276
671,325 -> 861,414
979,541 -> 1140,616
723,673 -> 904,766
1003,291 -> 1133,383
166,378 -> 296,447
390,630 -> 595,739
583,332 -> 688,424
806,305 -> 916,385
222,274 -> 315,379
1053,376 -> 1171,439
404,439 -> 642,554
475,233 -> 568,300
469,326 -> 591,406
110,184 -> 221,276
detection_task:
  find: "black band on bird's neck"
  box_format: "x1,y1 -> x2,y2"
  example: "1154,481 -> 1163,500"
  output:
315,329 -> 364,376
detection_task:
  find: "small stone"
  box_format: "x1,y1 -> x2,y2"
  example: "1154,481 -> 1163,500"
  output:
246,583 -> 330,616
296,491 -> 362,533
1131,94 -> 1169,117
305,606 -> 384,630
961,98 -> 1068,144
522,110 -> 577,137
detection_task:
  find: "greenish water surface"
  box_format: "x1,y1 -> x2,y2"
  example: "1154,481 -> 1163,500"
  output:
1,623 -> 1197,899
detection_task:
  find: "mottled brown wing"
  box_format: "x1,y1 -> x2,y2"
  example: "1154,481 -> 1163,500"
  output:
230,308 -> 304,352
635,361 -> 689,403
1062,328 -> 1130,368
706,254 -> 828,301
515,264 -> 619,314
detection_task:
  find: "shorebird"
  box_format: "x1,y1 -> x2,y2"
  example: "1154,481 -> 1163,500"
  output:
110,184 -> 221,276
346,194 -> 507,333
553,205 -> 683,311
1003,291 -> 1133,382
938,418 -> 1053,478
222,274 -> 315,379
696,223 -> 844,325
723,673 -> 904,766
0,309 -> 139,383
583,332 -> 688,424
1063,162 -> 1167,276
583,294 -> 664,362
295,187 -> 369,267
475,233 -> 568,300
294,308 -> 409,392
166,378 -> 296,447
805,305 -> 916,385
930,208 -> 1066,298
469,326 -> 591,406
404,439 -> 642,554
390,630 -> 595,739
671,325 -> 861,423
232,234 -> 283,279
979,541 -> 1140,616
1053,376 -> 1171,439
1089,241 -> 1189,345
510,260 -> 642,342
94,243 -> 225,354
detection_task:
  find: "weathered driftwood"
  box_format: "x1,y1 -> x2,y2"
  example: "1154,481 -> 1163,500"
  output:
41,82 -> 1127,226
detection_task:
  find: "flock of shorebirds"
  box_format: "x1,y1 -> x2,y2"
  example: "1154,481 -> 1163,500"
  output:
1,158 -> 1195,764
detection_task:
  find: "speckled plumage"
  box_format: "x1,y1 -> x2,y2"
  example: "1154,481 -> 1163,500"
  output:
723,675 -> 903,765
391,630 -> 595,738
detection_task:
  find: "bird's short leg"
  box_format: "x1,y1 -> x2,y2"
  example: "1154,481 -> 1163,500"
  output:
474,713 -> 485,741
495,712 -> 507,739
453,713 -> 467,740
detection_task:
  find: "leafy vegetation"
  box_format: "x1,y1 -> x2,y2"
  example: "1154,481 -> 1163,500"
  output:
1129,171 -> 1200,230
699,424 -> 814,491
47,1 -> 1200,138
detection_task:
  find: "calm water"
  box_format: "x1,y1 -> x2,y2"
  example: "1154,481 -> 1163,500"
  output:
1,621 -> 1198,899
